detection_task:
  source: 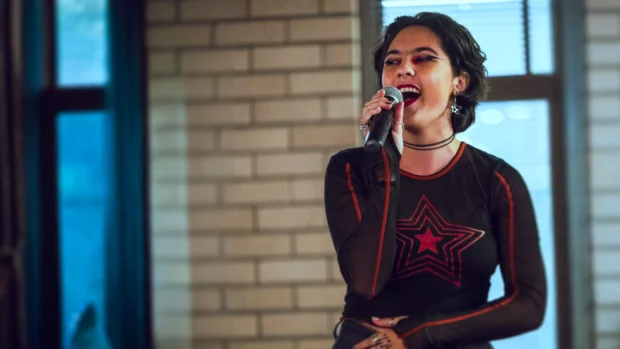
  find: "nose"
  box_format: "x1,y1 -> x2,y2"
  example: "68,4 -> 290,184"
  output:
397,63 -> 414,77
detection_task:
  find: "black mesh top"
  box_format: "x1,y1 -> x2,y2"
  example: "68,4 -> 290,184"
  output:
324,139 -> 547,348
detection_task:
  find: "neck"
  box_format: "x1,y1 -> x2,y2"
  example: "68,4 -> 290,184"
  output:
399,117 -> 461,176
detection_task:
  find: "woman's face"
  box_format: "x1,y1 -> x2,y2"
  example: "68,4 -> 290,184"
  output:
381,25 -> 467,132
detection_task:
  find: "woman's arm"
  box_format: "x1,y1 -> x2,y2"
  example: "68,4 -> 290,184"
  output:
392,161 -> 547,348
324,141 -> 401,299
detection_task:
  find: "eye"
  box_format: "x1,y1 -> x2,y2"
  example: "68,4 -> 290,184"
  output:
415,55 -> 436,63
384,58 -> 400,66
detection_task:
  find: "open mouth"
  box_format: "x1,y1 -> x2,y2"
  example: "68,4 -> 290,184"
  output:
397,84 -> 421,107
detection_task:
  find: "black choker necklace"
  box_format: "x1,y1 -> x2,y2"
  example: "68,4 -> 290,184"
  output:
403,133 -> 455,151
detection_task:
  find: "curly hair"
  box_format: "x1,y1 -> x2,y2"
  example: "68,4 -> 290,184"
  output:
373,12 -> 488,133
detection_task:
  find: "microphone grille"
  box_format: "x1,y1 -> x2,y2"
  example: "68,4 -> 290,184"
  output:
383,86 -> 404,103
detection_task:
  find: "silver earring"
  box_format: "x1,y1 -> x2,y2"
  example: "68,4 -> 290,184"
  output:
451,101 -> 462,115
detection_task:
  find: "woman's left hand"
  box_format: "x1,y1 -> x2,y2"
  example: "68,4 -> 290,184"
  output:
353,323 -> 406,349
371,316 -> 408,328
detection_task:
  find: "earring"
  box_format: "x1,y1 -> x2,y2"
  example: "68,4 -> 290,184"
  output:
451,89 -> 462,115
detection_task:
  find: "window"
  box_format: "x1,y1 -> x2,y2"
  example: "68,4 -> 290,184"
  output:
375,1 -> 561,348
22,0 -> 150,347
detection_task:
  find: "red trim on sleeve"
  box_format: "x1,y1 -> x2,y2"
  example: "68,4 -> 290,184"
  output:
370,149 -> 391,298
345,163 -> 362,222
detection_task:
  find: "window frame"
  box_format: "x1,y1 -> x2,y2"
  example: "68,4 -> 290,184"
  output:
20,0 -> 153,348
359,1 -> 592,348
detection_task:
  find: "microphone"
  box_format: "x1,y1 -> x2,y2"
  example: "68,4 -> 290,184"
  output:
364,86 -> 404,153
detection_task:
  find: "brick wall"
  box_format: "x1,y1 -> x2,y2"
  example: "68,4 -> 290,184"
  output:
145,0 -> 361,348
145,0 -> 620,348
587,0 -> 620,348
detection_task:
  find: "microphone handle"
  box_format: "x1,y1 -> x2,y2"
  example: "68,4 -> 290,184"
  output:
364,109 -> 394,153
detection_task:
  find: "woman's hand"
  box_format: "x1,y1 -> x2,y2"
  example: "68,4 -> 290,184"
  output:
371,316 -> 409,328
360,89 -> 405,155
352,323 -> 406,349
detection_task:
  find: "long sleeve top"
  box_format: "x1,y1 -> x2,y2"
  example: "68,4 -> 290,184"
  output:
324,141 -> 547,349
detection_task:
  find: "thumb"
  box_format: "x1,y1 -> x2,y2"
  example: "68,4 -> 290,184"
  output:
391,101 -> 404,154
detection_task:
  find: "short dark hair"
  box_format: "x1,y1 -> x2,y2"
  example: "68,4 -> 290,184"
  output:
373,12 -> 488,133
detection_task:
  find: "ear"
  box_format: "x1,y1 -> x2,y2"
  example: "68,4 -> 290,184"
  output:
452,71 -> 470,94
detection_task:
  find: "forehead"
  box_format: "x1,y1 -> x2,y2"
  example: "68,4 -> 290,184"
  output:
387,25 -> 444,54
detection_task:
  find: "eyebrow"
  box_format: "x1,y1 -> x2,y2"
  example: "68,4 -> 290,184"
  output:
385,47 -> 439,56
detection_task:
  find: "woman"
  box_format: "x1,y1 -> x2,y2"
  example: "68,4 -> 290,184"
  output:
324,12 -> 547,349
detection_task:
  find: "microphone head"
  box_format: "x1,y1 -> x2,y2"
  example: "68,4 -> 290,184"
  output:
383,86 -> 404,104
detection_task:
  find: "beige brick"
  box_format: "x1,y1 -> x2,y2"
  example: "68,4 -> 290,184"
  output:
590,124 -> 620,148
153,287 -> 192,312
151,208 -> 188,233
225,287 -> 293,310
292,179 -> 323,201
216,21 -> 285,45
251,0 -> 318,17
150,129 -> 217,152
323,0 -> 357,13
259,259 -> 327,282
587,13 -> 620,37
261,312 -> 330,335
325,43 -> 360,67
153,262 -> 191,284
192,262 -> 256,284
297,285 -> 345,308
258,205 -> 326,230
224,234 -> 291,256
155,338 -> 193,349
598,338 -> 620,349
187,102 -> 252,126
229,341 -> 294,349
147,1 -> 176,22
254,99 -> 322,123
152,235 -> 219,258
189,208 -> 254,232
588,42 -> 620,65
595,279 -> 620,304
155,314 -> 192,338
188,155 -> 253,179
220,128 -> 289,151
151,183 -> 218,206
295,232 -> 333,254
149,77 -> 215,100
327,95 -> 361,119
253,45 -> 321,70
193,342 -> 226,349
147,25 -> 211,48
596,309 -> 620,333
297,340 -> 335,349
590,153 -> 620,189
149,103 -> 188,128
587,0 -> 620,9
193,288 -> 223,311
193,315 -> 258,338
591,193 -> 620,219
330,258 -> 343,281
217,74 -> 287,98
589,95 -> 620,119
594,250 -> 620,276
180,49 -> 249,74
180,0 -> 247,21
290,17 -> 358,41
223,181 -> 292,204
292,124 -> 356,148
592,223 -> 620,246
149,52 -> 176,75
151,156 -> 187,180
588,68 -> 620,92
291,71 -> 360,94
256,152 -> 324,176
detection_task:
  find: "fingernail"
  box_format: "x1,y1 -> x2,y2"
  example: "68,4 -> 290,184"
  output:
372,317 -> 379,320
377,89 -> 383,94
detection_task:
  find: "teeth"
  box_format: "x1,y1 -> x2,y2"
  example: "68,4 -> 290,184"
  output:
399,86 -> 420,94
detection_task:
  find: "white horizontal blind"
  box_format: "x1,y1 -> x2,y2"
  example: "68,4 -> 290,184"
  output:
381,0 -> 554,76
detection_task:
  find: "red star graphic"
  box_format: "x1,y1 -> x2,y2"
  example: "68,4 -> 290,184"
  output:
415,228 -> 443,254
392,195 -> 485,286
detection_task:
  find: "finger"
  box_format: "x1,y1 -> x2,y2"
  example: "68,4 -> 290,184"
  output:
364,90 -> 385,106
371,317 -> 393,327
353,333 -> 388,349
394,101 -> 404,124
